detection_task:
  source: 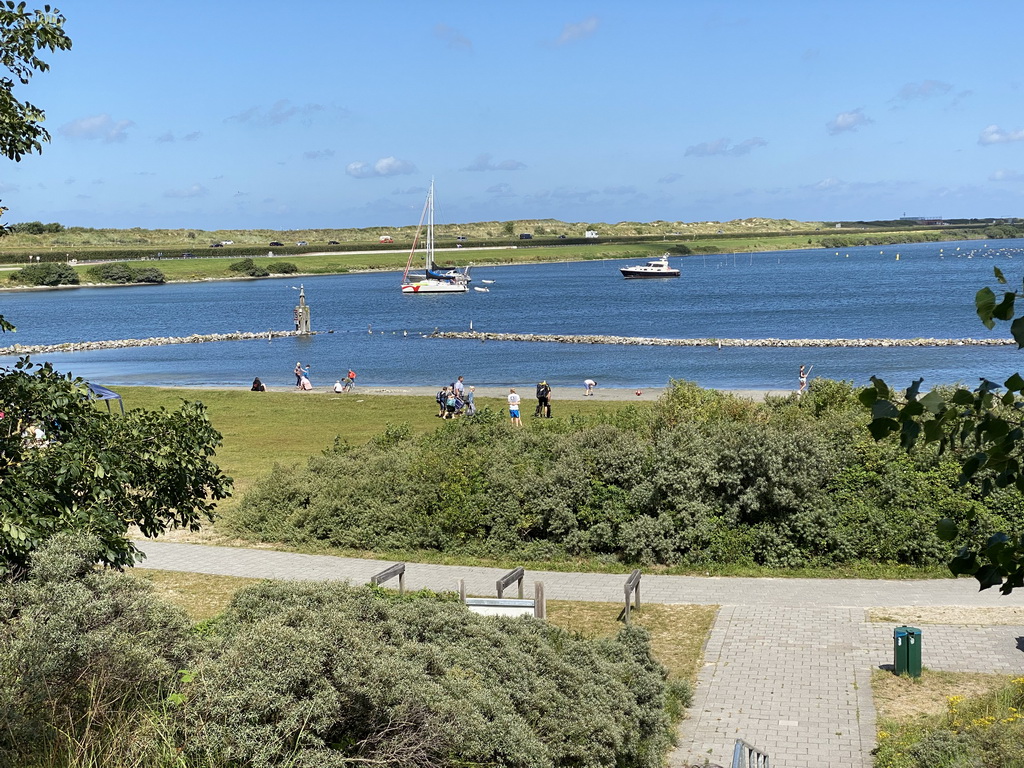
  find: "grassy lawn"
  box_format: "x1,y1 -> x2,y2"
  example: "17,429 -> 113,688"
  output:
115,386 -> 638,506
137,568 -> 717,685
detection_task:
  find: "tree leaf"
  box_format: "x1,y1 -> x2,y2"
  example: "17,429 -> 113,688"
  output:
936,518 -> 958,541
1011,317 -> 1024,349
977,287 -> 997,329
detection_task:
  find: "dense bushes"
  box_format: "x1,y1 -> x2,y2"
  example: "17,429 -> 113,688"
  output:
231,380 -> 1024,568
0,535 -> 193,765
86,261 -> 166,283
229,258 -> 299,276
176,581 -> 671,768
0,536 -> 672,768
8,261 -> 79,285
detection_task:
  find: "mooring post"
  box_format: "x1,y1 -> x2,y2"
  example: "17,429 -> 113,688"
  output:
294,285 -> 311,334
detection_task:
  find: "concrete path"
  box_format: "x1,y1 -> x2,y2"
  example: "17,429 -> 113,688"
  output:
136,541 -> 1024,768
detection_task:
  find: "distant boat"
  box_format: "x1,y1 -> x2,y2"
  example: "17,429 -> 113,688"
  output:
401,180 -> 470,294
473,286 -> 489,293
619,254 -> 681,279
481,279 -> 495,284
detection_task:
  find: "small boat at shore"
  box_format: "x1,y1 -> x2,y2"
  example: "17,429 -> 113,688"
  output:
619,254 -> 680,279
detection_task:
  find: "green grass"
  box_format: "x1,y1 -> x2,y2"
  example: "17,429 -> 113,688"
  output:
872,670 -> 1024,767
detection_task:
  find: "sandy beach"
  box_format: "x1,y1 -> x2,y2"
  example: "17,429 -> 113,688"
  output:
296,385 -> 793,402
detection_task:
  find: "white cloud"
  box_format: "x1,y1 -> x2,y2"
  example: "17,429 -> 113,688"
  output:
552,16 -> 598,46
164,184 -> 208,199
486,183 -> 514,196
303,149 -> 335,161
59,114 -> 135,143
826,109 -> 872,135
979,125 -> 1024,145
685,137 -> 767,157
345,156 -> 417,179
990,169 -> 1024,181
895,80 -> 952,102
227,99 -> 325,126
462,153 -> 526,171
434,23 -> 472,51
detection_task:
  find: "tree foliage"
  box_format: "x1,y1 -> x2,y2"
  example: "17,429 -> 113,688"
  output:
862,265 -> 1024,593
9,260 -> 78,285
0,358 -> 232,578
0,2 -> 72,163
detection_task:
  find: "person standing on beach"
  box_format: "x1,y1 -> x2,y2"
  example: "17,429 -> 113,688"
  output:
294,361 -> 304,388
465,385 -> 476,417
584,379 -> 597,396
798,364 -> 812,394
454,375 -> 465,397
508,388 -> 521,426
535,380 -> 551,417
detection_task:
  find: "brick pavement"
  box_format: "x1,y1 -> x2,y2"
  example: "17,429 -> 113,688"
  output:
136,541 -> 1024,767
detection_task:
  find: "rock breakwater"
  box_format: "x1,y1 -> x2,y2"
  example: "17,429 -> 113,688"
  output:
0,330 -> 307,357
432,331 -> 1012,348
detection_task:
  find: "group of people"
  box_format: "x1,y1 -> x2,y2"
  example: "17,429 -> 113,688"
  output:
249,363 -> 358,393
436,375 -> 475,419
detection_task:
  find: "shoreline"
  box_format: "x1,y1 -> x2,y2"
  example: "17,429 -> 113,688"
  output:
167,383 -> 795,403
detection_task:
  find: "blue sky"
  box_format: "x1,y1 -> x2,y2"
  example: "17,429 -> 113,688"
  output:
4,0 -> 1024,230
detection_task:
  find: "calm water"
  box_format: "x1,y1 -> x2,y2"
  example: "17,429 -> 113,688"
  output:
3,239 -> 1024,391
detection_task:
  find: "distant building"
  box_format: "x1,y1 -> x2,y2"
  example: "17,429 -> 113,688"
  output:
900,216 -> 944,225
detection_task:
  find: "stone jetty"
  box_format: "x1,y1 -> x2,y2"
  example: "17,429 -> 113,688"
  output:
432,331 -> 1013,348
0,330 -> 307,357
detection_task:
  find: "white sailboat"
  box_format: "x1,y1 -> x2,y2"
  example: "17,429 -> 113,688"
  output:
401,181 -> 470,294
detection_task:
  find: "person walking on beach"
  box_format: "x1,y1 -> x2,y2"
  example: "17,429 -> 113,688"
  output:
436,385 -> 448,417
584,378 -> 597,396
454,375 -> 465,397
508,388 -> 522,426
466,385 -> 476,417
294,361 -> 304,387
535,380 -> 551,417
798,364 -> 812,394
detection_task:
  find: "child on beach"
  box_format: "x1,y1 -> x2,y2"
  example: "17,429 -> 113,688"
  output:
508,388 -> 521,426
584,379 -> 597,396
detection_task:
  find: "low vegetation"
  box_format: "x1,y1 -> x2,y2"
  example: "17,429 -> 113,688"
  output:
873,671 -> 1024,767
1,535 -> 681,768
229,380 -> 1024,571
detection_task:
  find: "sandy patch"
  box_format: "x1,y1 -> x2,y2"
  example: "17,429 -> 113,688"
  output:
869,605 -> 1024,626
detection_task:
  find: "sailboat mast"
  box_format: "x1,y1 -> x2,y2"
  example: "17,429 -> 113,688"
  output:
426,178 -> 435,271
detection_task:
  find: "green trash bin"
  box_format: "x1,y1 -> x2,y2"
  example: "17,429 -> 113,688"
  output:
893,625 -> 922,677
893,626 -> 909,675
905,626 -> 922,677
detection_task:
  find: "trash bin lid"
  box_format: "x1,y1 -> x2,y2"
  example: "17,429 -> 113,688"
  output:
894,626 -> 909,639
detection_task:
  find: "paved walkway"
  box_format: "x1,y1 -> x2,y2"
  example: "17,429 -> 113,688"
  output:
137,541 -> 1024,768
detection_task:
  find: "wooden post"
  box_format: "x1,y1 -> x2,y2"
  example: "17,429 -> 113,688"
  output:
458,578 -> 466,603
497,566 -> 525,599
624,569 -> 642,623
534,581 -> 546,619
370,563 -> 406,595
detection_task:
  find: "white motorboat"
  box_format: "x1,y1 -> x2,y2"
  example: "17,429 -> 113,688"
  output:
401,180 -> 470,294
619,254 -> 681,279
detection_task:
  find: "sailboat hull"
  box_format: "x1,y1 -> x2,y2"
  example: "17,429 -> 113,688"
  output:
401,280 -> 468,293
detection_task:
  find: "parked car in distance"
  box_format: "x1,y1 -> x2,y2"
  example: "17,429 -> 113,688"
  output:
456,236 -> 466,241
210,243 -> 223,247
181,252 -> 194,258
328,240 -> 339,245
269,241 -> 284,247
519,233 -> 533,240
296,241 -> 307,246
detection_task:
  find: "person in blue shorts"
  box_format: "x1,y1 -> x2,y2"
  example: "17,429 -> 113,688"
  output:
507,388 -> 521,426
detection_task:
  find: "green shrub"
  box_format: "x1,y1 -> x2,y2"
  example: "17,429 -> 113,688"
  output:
0,534 -> 193,765
9,261 -> 79,286
228,257 -> 270,277
266,260 -> 298,274
174,581 -> 672,768
86,262 -> 166,284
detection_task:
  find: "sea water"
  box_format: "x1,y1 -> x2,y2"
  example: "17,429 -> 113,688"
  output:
2,239 -> 1023,391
